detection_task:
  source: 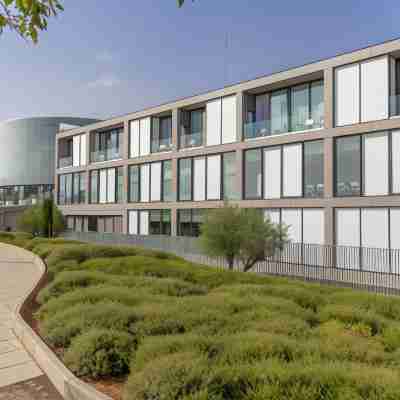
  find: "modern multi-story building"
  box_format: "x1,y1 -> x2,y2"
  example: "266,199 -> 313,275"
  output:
0,117 -> 98,230
56,38 -> 400,256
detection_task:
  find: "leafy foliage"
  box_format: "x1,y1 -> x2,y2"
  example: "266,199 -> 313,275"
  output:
0,0 -> 63,43
200,204 -> 288,271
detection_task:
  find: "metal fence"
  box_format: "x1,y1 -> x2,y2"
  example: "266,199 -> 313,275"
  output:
63,231 -> 400,295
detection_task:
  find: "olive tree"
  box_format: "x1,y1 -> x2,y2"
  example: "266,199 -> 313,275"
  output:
0,0 -> 63,42
200,204 -> 288,272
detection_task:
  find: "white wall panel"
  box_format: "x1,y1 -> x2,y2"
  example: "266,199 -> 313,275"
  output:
73,135 -> 80,167
150,162 -> 162,202
392,130 -> 400,193
130,120 -> 140,158
303,209 -> 324,245
335,63 -> 360,126
99,169 -> 107,203
140,164 -> 150,202
207,155 -> 221,200
139,211 -> 149,236
283,144 -> 302,197
335,208 -> 360,269
80,134 -> 87,166
361,208 -> 389,272
107,168 -> 116,203
390,209 -> 400,250
264,209 -> 280,225
281,209 -> 302,242
128,210 -> 138,235
264,147 -> 281,199
206,98 -> 222,146
193,157 -> 206,201
361,57 -> 388,122
221,95 -> 237,144
363,132 -> 388,195
139,117 -> 151,156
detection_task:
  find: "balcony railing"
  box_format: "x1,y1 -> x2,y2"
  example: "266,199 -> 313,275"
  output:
244,116 -> 324,139
91,147 -> 121,163
180,130 -> 203,149
58,156 -> 73,168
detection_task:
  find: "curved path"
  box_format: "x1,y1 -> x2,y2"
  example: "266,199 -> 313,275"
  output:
0,243 -> 62,399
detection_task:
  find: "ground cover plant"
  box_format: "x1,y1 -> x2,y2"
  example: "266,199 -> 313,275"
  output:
3,232 -> 400,399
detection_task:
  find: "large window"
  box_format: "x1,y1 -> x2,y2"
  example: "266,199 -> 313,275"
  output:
222,152 -> 237,200
179,158 -> 192,200
129,160 -> 172,203
128,209 -> 171,236
58,138 -> 73,168
180,109 -> 204,149
245,80 -> 324,139
244,149 -> 262,199
90,127 -> 122,163
244,140 -> 324,200
84,215 -> 123,233
178,209 -> 205,237
59,173 -> 86,205
152,116 -> 172,153
0,185 -> 52,207
304,141 -> 324,198
90,167 -> 123,204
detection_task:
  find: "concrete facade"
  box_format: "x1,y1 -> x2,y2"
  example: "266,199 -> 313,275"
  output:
55,38 -> 400,249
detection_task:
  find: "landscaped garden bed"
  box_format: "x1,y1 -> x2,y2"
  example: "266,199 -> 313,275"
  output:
3,231 -> 400,399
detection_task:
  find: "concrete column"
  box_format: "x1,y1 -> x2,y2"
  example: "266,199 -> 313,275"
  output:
236,148 -> 243,200
171,208 -> 178,236
172,108 -> 179,151
324,206 -> 334,246
236,91 -> 244,142
172,158 -> 178,202
324,137 -> 334,199
123,120 -> 130,160
324,67 -> 334,129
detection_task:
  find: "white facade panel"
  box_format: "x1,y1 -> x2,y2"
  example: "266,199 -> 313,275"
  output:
363,132 -> 388,195
303,209 -> 324,245
193,157 -> 206,201
73,135 -> 80,167
99,169 -> 107,204
140,164 -> 150,202
206,98 -> 222,146
361,57 -> 388,122
390,209 -> 400,250
80,134 -> 87,166
283,144 -> 302,197
281,209 -> 302,242
150,162 -> 162,202
221,95 -> 237,144
139,117 -> 151,156
335,63 -> 360,126
392,130 -> 400,193
139,211 -> 149,236
207,155 -> 221,200
264,147 -> 281,199
264,209 -> 280,225
361,208 -> 389,272
130,120 -> 140,158
128,210 -> 138,235
107,168 -> 115,203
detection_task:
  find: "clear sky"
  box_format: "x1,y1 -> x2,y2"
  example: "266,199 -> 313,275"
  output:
0,0 -> 399,121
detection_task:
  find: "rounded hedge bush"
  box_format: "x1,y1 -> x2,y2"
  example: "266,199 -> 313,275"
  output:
64,329 -> 135,378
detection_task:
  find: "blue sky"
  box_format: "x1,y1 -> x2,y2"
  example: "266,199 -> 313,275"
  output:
0,0 -> 399,121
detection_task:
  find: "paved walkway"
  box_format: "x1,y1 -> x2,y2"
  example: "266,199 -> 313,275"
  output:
0,243 -> 62,399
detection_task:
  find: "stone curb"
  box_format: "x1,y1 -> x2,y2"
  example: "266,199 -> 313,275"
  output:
8,243 -> 113,400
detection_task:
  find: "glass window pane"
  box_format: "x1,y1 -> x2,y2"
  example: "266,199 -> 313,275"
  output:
129,166 -> 140,202
179,159 -> 192,201
335,136 -> 361,196
244,149 -> 262,199
270,89 -> 288,134
192,209 -> 204,237
65,174 -> 73,205
90,171 -> 99,204
160,117 -> 172,149
304,141 -> 324,198
117,167 -> 124,203
223,152 -> 237,200
79,172 -> 86,204
162,210 -> 171,235
149,210 -> 162,235
73,173 -> 80,204
163,160 -> 173,202
178,209 -> 192,236
59,175 -> 66,205
311,80 -> 324,129
291,84 -> 309,132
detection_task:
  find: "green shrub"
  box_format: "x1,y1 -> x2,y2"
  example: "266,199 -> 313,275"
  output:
0,232 -> 16,241
47,259 -> 80,281
41,302 -> 143,347
37,270 -> 115,304
381,326 -> 400,352
64,329 -> 135,378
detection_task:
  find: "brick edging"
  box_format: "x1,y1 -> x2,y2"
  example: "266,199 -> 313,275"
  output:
9,244 -> 113,400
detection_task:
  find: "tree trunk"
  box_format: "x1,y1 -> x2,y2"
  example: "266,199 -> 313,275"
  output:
227,256 -> 234,270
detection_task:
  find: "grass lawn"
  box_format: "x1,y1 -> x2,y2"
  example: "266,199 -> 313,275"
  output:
3,232 -> 400,399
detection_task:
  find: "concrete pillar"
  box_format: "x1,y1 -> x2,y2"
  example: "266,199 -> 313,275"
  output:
171,208 -> 178,237
324,206 -> 334,246
236,91 -> 244,142
236,148 -> 243,200
324,67 -> 334,129
172,108 -> 179,151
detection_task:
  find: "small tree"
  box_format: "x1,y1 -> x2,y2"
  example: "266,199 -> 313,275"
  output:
17,204 -> 42,235
200,204 -> 288,272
